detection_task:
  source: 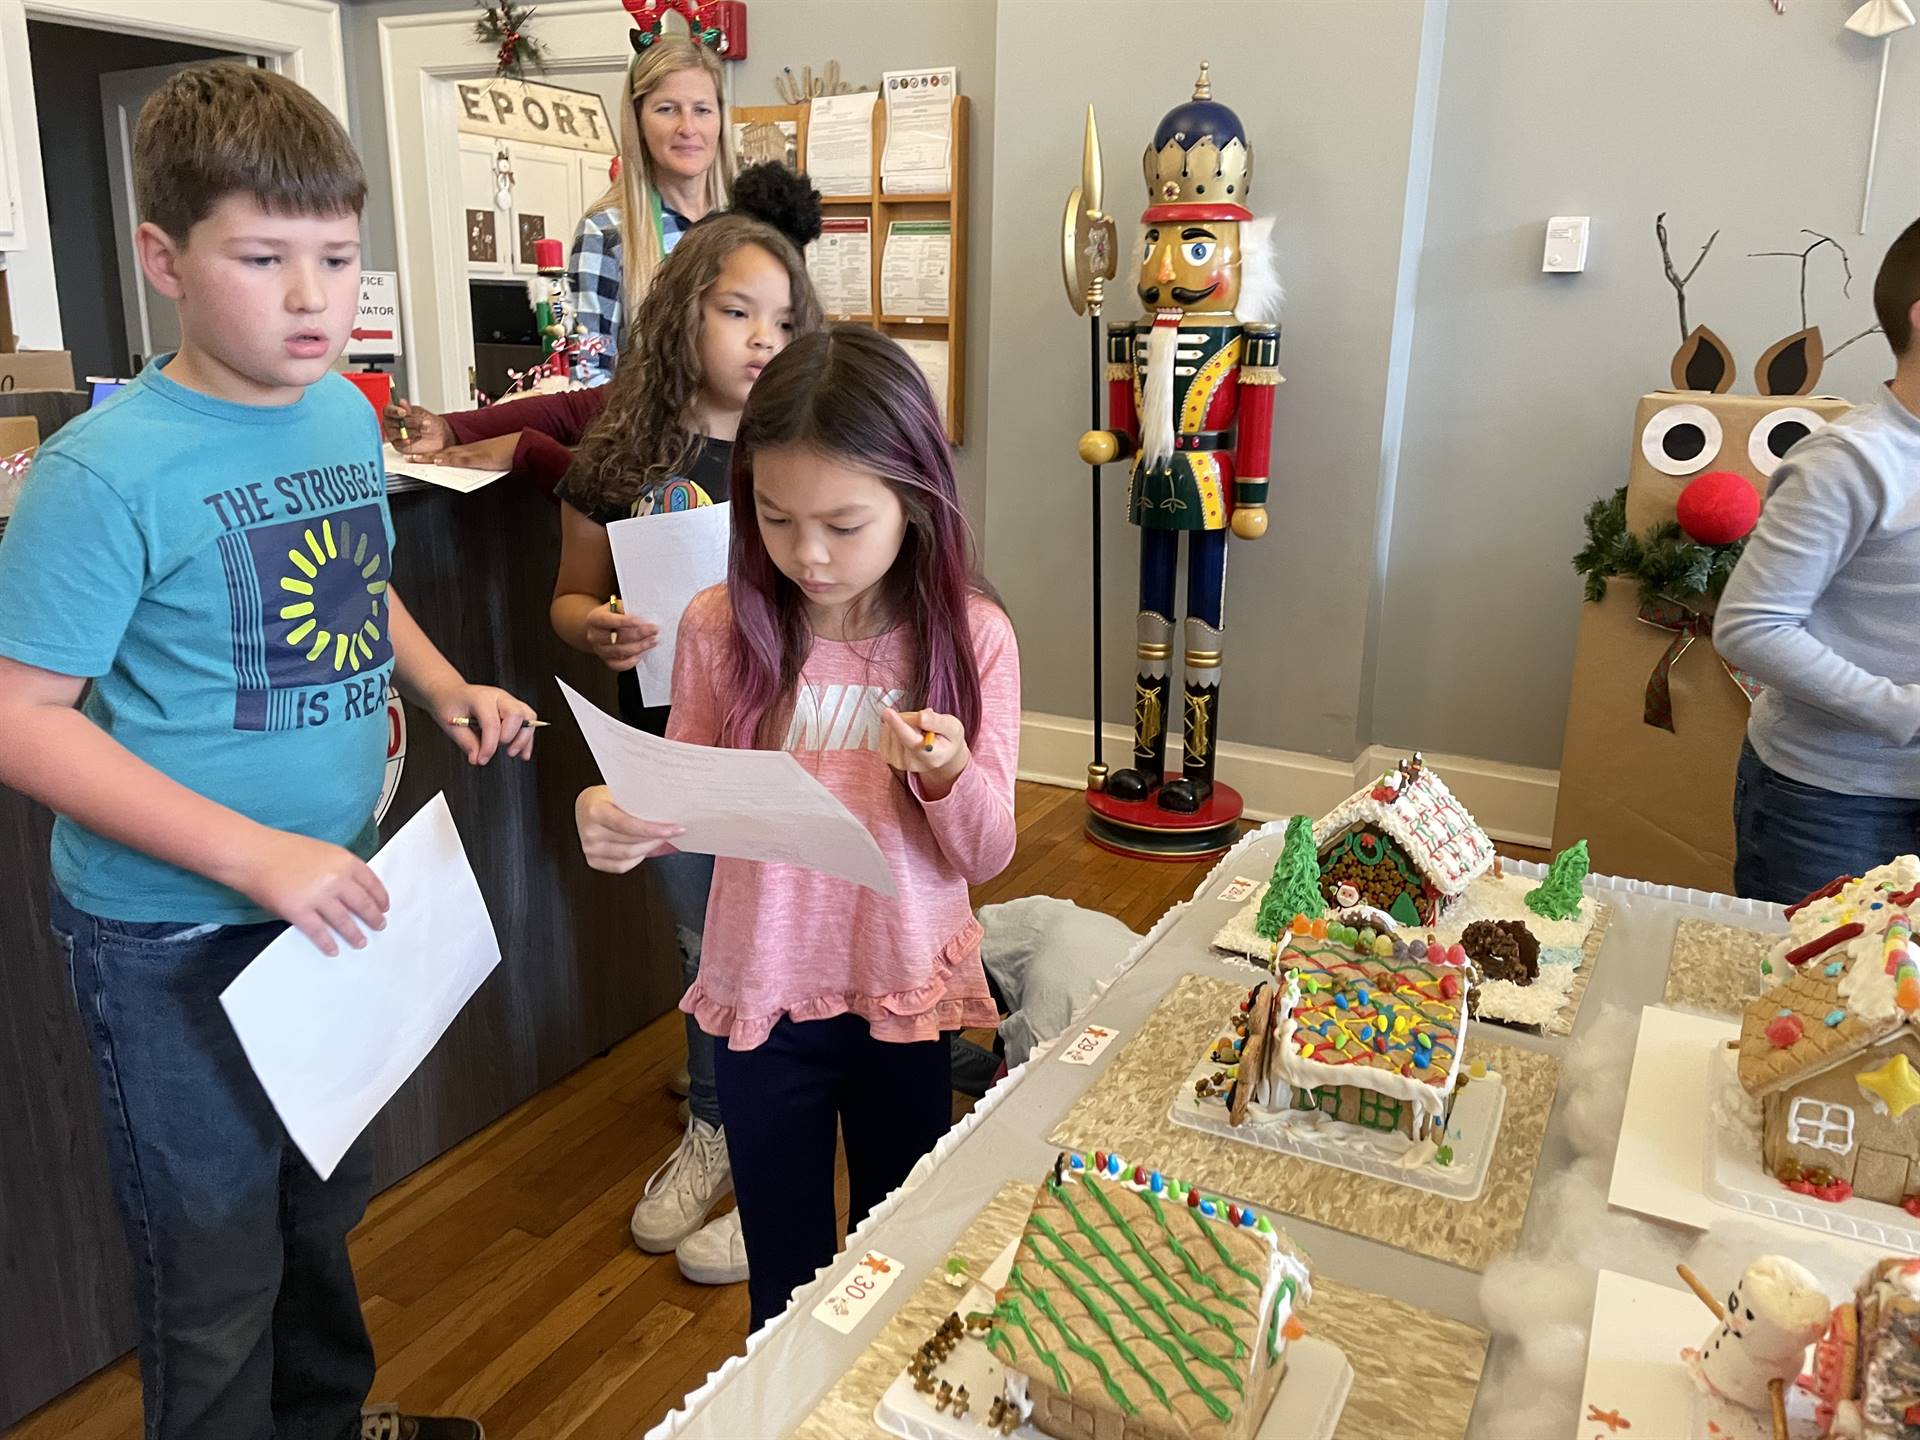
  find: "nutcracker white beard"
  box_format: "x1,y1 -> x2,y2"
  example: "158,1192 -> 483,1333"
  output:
1140,313 -> 1179,471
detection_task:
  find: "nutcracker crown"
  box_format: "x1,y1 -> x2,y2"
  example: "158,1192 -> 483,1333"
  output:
1142,62 -> 1252,219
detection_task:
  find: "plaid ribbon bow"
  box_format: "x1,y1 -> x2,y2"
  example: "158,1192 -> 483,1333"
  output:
1637,598 -> 1763,732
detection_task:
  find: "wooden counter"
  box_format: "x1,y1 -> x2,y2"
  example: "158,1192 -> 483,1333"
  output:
0,474 -> 683,1426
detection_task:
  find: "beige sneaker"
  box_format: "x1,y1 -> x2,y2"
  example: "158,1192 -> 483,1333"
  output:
675,1209 -> 749,1285
630,1117 -> 731,1252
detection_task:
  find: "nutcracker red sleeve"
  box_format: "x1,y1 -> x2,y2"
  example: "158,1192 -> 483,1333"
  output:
1233,322 -> 1281,513
1103,321 -> 1139,461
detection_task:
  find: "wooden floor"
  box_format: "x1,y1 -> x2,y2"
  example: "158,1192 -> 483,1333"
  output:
8,783 -> 1540,1439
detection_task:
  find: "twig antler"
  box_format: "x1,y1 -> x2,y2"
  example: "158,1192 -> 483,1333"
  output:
1657,212 -> 1719,342
1826,324 -> 1884,360
1748,230 -> 1854,331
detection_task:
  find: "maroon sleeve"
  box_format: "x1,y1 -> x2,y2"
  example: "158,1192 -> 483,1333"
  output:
511,430 -> 577,501
442,387 -> 606,446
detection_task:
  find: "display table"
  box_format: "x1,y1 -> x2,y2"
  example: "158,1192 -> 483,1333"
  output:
645,821 -> 1783,1439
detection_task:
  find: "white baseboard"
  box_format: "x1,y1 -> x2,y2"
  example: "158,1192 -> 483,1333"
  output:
1018,713 -> 1558,850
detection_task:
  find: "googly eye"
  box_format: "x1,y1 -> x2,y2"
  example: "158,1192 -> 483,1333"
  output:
1748,406 -> 1827,478
1641,403 -> 1723,477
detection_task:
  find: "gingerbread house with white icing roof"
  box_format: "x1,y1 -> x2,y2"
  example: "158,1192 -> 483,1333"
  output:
1737,857 -> 1920,1204
1313,754 -> 1495,927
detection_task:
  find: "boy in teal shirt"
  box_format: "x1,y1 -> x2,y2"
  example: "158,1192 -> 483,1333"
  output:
0,66 -> 531,1440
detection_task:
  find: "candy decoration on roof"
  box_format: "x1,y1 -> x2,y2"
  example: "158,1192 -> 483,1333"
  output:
1524,841 -> 1589,922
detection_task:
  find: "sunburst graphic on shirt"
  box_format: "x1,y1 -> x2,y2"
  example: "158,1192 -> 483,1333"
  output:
273,515 -> 387,675
218,502 -> 395,732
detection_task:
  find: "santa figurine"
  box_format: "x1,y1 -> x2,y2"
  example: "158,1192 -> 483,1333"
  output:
1077,62 -> 1282,814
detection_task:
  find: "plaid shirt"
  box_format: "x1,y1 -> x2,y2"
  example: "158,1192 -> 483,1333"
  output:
566,203 -> 692,386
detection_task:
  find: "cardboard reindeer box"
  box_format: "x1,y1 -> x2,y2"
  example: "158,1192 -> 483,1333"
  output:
1553,318 -> 1853,893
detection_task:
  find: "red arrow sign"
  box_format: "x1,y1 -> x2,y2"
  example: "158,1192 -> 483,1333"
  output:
351,327 -> 394,341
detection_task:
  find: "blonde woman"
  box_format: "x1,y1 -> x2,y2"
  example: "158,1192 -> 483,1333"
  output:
570,37 -> 734,384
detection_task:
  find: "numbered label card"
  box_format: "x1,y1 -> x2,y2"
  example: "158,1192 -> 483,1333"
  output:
1217,876 -> 1259,902
812,1250 -> 904,1334
1059,1024 -> 1121,1067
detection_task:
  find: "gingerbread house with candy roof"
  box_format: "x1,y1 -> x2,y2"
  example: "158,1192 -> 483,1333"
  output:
1737,857 -> 1920,1205
1217,923 -> 1473,1144
1313,754 -> 1495,928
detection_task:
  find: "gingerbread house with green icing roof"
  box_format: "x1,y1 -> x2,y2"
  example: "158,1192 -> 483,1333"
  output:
1220,929 -> 1471,1142
988,1151 -> 1312,1440
1314,754 -> 1494,927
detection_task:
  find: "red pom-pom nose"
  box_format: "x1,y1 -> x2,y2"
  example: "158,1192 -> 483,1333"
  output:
1675,470 -> 1762,545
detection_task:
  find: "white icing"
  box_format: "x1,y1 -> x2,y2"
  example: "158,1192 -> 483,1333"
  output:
1312,762 -> 1495,898
1428,871 -> 1596,951
1768,858 -> 1920,1016
1474,969 -> 1573,1027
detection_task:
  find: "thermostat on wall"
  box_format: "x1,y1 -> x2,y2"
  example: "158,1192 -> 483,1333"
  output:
1543,216 -> 1590,274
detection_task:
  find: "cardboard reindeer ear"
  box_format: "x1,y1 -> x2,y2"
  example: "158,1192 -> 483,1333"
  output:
1755,326 -> 1824,397
1670,325 -> 1736,394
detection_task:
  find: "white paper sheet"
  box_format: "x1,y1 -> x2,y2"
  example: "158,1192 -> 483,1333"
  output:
605,502 -> 732,707
559,679 -> 897,896
1577,1270 -> 1705,1435
807,216 -> 873,318
881,221 -> 950,319
881,67 -> 956,194
382,444 -> 507,494
805,92 -> 877,197
219,794 -> 501,1180
894,337 -> 948,425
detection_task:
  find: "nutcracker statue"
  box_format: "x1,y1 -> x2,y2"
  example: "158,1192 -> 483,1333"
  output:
1074,62 -> 1282,859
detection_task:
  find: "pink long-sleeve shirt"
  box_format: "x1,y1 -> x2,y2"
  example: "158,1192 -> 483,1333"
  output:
667,585 -> 1020,1050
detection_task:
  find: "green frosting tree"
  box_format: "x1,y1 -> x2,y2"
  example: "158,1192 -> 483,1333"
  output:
1256,815 -> 1325,939
1525,840 -> 1590,921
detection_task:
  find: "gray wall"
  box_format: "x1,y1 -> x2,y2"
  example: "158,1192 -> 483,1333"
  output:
338,0 -> 996,530
25,23 -> 238,382
985,0 -> 1438,759
1371,0 -> 1919,769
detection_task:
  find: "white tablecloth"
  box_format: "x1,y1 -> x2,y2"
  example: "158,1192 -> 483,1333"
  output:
646,819 -> 1784,1438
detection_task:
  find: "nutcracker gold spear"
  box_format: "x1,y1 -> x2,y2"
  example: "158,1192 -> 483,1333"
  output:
1061,104 -> 1119,791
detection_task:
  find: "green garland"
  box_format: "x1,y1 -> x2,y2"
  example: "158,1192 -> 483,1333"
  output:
474,1 -> 546,81
1571,486 -> 1745,608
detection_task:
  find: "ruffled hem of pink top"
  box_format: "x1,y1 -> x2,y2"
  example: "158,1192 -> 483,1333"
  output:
680,921 -> 999,1050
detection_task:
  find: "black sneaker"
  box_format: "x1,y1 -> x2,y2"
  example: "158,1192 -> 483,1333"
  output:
361,1406 -> 484,1440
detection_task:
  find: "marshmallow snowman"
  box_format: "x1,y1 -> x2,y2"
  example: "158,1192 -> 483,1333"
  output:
1692,1256 -> 1831,1407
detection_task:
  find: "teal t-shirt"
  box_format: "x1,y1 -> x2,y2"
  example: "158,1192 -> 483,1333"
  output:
0,360 -> 397,922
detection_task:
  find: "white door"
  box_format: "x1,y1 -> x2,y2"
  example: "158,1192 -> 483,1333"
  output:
458,137 -> 509,279
101,59 -> 243,367
506,142 -> 579,278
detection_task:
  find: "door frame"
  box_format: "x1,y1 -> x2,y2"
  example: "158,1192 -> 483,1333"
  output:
0,0 -> 347,348
379,1 -> 727,411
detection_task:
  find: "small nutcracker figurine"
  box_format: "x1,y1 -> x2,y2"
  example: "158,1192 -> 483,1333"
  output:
1078,63 -> 1281,814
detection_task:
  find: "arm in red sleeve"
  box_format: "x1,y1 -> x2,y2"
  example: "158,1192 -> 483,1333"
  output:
443,387 -> 608,446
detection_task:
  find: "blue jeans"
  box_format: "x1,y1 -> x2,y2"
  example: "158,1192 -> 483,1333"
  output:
1733,742 -> 1920,903
49,887 -> 375,1440
652,849 -> 720,1127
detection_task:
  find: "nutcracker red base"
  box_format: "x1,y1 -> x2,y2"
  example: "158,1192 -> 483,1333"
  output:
1085,781 -> 1243,861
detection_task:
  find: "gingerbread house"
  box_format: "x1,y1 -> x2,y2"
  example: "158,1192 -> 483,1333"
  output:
1737,859 -> 1920,1205
988,1151 -> 1313,1440
1314,754 -> 1494,927
1219,926 -> 1472,1143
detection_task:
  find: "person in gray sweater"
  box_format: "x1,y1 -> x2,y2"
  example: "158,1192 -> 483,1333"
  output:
1716,218 -> 1920,902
